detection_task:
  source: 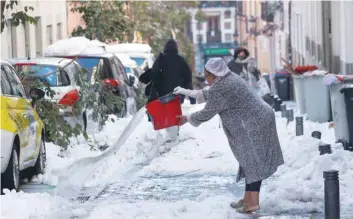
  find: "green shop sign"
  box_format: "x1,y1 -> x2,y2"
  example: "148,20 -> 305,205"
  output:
204,48 -> 231,56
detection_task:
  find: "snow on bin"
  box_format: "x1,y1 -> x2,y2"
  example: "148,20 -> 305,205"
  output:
146,93 -> 182,130
323,74 -> 353,145
293,74 -> 306,115
303,70 -> 331,123
340,84 -> 353,151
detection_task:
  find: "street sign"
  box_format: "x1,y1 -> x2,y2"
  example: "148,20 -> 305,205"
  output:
204,48 -> 232,56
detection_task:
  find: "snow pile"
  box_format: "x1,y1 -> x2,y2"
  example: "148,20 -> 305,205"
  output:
303,70 -> 328,76
44,37 -> 107,56
0,190 -> 69,219
260,116 -> 353,215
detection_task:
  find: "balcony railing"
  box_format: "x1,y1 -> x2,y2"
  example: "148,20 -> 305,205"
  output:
206,30 -> 222,43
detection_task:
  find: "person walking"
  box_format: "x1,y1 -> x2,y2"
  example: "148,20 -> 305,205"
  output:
139,39 -> 193,141
174,58 -> 284,213
227,47 -> 251,80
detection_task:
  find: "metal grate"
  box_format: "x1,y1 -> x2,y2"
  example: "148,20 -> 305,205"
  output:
71,195 -> 91,204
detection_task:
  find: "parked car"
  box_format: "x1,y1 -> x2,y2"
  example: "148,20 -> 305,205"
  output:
8,57 -> 88,133
115,53 -> 143,89
52,53 -> 137,116
1,60 -> 46,192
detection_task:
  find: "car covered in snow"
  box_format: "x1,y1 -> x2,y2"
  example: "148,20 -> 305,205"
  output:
1,60 -> 46,192
107,43 -> 155,70
8,57 -> 88,133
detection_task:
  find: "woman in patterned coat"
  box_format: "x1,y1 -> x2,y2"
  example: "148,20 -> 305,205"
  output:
174,58 -> 284,213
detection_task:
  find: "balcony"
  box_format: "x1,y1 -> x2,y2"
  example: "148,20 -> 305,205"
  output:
206,30 -> 222,43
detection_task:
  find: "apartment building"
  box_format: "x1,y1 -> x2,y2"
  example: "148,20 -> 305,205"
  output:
290,1 -> 353,75
1,0 -> 67,59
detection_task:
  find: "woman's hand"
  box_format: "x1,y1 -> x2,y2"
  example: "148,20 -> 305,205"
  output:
177,115 -> 188,126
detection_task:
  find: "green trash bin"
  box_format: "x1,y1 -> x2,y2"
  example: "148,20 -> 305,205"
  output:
303,73 -> 331,122
293,74 -> 306,115
328,79 -> 353,143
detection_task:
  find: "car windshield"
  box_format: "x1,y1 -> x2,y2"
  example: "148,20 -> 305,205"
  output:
124,67 -> 132,73
18,64 -> 58,86
130,57 -> 146,67
76,57 -> 100,73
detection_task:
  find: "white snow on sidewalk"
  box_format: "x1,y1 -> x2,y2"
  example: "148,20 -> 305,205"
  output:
1,103 -> 353,219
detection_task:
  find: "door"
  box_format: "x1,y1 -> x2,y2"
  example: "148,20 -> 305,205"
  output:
3,65 -> 38,168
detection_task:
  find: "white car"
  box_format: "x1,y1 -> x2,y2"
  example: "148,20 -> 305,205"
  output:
8,57 -> 88,133
107,43 -> 155,70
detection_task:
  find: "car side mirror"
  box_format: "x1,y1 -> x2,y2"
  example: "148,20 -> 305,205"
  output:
128,75 -> 136,87
29,88 -> 45,106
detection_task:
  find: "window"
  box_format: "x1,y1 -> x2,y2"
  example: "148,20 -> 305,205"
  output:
130,57 -> 146,67
9,19 -> 17,58
4,65 -> 26,97
18,65 -> 58,86
57,23 -> 62,40
225,33 -> 233,42
224,10 -> 231,19
197,34 -> 203,42
113,57 -> 128,81
224,22 -> 231,29
1,67 -> 13,95
35,17 -> 42,56
47,25 -> 53,45
196,22 -> 202,30
58,70 -> 70,86
124,67 -> 132,73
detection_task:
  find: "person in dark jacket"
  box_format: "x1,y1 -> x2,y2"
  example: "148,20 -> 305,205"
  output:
139,39 -> 193,141
227,47 -> 251,80
139,39 -> 193,103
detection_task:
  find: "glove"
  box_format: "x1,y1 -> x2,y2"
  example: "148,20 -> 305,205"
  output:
173,86 -> 198,98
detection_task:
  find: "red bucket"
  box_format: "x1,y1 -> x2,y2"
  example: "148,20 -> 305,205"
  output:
146,94 -> 182,130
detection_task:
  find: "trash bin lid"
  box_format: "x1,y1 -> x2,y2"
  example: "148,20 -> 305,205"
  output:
340,84 -> 353,93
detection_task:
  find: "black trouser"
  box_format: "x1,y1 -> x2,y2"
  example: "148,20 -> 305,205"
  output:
245,180 -> 262,192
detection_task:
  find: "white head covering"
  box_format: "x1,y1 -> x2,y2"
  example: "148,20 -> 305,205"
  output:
205,57 -> 231,77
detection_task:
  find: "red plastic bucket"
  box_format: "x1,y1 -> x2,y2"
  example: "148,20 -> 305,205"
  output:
146,94 -> 182,130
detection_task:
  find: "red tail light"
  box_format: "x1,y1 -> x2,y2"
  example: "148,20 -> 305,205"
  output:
58,89 -> 80,106
104,78 -> 119,87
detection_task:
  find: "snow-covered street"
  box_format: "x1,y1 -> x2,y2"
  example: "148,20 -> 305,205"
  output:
1,102 -> 353,219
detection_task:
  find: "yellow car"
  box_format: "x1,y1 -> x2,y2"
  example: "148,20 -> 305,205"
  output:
1,60 -> 46,192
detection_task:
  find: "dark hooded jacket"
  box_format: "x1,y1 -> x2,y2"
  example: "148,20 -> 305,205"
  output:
227,47 -> 261,81
227,47 -> 250,76
139,39 -> 193,103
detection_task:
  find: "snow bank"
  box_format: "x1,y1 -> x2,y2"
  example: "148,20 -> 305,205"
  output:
260,116 -> 353,215
44,37 -> 107,56
0,190 -> 69,219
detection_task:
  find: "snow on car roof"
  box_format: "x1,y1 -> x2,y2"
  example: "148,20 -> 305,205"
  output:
115,53 -> 137,67
44,37 -> 107,57
8,57 -> 74,67
107,43 -> 152,53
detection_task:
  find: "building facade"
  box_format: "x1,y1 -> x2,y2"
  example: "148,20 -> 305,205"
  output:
188,1 -> 238,75
290,1 -> 353,75
1,0 -> 67,59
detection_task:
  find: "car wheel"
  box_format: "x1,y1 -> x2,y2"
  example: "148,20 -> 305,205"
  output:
1,146 -> 20,192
